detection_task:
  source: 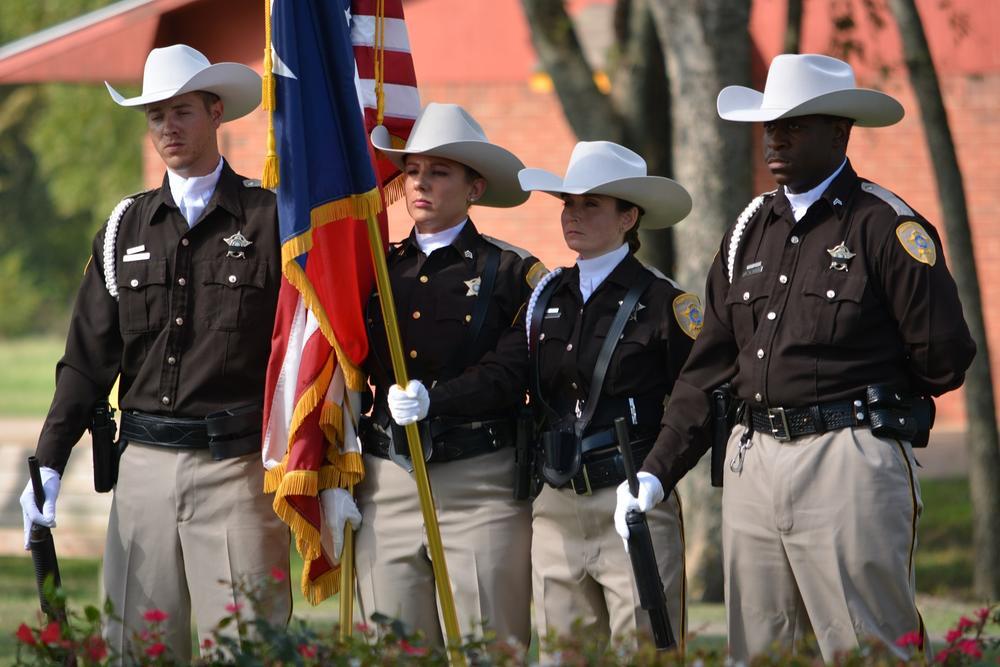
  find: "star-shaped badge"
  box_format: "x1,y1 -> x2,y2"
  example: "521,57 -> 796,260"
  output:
827,241 -> 855,272
629,302 -> 646,322
464,276 -> 481,296
223,231 -> 253,259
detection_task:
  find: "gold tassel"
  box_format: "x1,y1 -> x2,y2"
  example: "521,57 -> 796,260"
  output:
262,121 -> 279,188
261,0 -> 279,187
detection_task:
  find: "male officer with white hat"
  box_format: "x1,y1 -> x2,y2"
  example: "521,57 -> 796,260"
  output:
19,44 -> 290,661
615,54 -> 975,659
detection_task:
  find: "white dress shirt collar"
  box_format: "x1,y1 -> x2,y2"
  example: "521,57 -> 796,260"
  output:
576,243 -> 629,303
784,158 -> 847,222
414,218 -> 468,255
167,157 -> 224,228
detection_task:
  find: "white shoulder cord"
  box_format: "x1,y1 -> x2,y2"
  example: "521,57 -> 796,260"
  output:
726,191 -> 775,284
101,197 -> 139,300
524,267 -> 563,347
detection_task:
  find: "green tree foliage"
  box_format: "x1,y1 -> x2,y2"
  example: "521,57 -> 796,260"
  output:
0,0 -> 144,336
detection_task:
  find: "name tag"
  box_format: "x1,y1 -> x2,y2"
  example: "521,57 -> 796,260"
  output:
742,261 -> 763,277
544,307 -> 560,319
123,252 -> 150,262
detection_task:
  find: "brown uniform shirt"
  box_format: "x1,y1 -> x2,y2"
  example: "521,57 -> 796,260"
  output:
643,161 -> 976,488
365,220 -> 544,423
532,255 -> 697,433
36,162 -> 280,473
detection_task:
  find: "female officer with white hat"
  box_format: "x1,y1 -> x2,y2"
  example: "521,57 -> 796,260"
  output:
335,102 -> 545,647
519,141 -> 696,652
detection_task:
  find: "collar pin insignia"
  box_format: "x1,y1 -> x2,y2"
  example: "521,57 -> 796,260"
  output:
827,241 -> 855,272
464,250 -> 474,260
223,231 -> 253,259
833,197 -> 843,206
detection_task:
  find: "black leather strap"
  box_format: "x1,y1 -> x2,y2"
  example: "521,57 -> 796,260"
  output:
529,276 -> 563,424
568,440 -> 654,495
749,399 -> 865,440
361,416 -> 513,463
459,243 -> 501,370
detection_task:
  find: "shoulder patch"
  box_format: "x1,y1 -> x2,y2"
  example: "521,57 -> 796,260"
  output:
861,181 -> 914,217
525,260 -> 548,289
482,234 -> 534,259
896,220 -> 937,266
243,178 -> 262,188
672,293 -> 704,340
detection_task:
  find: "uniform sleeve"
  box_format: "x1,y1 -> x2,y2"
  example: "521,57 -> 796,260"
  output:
641,248 -> 740,489
35,228 -> 123,474
874,216 -> 975,396
427,254 -> 544,418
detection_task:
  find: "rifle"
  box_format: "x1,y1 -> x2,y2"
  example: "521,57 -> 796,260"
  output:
28,456 -> 64,622
615,418 -> 676,651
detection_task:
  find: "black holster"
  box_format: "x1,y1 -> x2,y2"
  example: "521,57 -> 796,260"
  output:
539,419 -> 582,488
90,401 -> 119,493
867,385 -> 935,447
512,410 -> 537,500
710,384 -> 740,487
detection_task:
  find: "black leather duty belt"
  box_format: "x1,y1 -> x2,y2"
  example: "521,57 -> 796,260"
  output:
363,419 -> 514,464
749,398 -> 867,442
567,438 -> 654,495
120,406 -> 262,460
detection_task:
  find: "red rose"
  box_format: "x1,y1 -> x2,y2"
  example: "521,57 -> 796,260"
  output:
201,638 -> 214,650
400,639 -> 428,657
39,621 -> 61,644
145,642 -> 166,658
895,631 -> 922,648
143,608 -> 169,623
270,566 -> 287,583
975,607 -> 990,622
957,639 -> 983,659
945,628 -> 963,644
14,623 -> 36,645
956,615 -> 975,631
225,602 -> 242,614
298,643 -> 318,659
84,635 -> 108,661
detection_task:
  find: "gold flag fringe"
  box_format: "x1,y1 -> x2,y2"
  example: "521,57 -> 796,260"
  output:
381,172 -> 406,208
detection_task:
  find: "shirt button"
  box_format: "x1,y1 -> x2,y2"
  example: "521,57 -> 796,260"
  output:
742,291 -> 750,301
130,278 -> 139,288
419,275 -> 429,283
566,343 -> 573,351
181,238 -> 190,247
228,275 -> 237,284
767,311 -> 776,320
464,314 -> 472,322
409,350 -> 418,359
790,235 -> 800,245
539,333 -> 545,341
826,289 -> 836,299
756,348 -> 765,359
161,395 -> 171,405
177,277 -> 186,286
571,382 -> 578,390
167,356 -> 177,365
412,311 -> 421,319
754,393 -> 762,402
175,317 -> 184,326
779,274 -> 788,284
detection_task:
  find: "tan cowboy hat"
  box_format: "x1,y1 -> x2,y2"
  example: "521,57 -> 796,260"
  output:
717,53 -> 903,127
518,141 -> 692,229
370,103 -> 528,208
105,44 -> 261,122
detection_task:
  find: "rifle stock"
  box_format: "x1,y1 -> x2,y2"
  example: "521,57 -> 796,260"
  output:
28,456 -> 64,622
614,418 -> 676,650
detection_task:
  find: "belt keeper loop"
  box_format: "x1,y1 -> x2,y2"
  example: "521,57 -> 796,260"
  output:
810,405 -> 824,433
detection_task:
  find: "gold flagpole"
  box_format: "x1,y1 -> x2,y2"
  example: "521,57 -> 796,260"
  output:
338,484 -> 355,640
364,214 -> 466,665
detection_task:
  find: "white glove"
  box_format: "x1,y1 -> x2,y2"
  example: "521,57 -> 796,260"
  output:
614,472 -> 665,543
319,488 -> 362,561
20,466 -> 61,550
387,380 -> 429,426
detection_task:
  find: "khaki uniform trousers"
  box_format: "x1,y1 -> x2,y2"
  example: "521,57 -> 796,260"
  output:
531,484 -> 687,656
354,447 -> 532,646
722,425 -> 923,661
104,443 -> 291,663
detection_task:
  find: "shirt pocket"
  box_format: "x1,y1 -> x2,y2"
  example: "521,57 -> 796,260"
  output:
801,268 -> 868,344
725,274 -> 771,345
202,260 -> 268,331
117,259 -> 167,334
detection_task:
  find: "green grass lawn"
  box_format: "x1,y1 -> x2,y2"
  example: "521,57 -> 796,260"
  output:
0,336 -> 62,416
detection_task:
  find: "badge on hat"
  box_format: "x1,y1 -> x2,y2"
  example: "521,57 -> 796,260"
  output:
673,293 -> 704,340
827,241 -> 855,272
223,231 -> 253,259
464,276 -> 481,296
896,221 -> 937,266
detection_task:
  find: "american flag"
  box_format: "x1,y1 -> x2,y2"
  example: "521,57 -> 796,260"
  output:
261,0 -> 418,605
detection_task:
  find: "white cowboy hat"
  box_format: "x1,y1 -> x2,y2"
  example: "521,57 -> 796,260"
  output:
518,141 -> 692,230
370,103 -> 528,208
717,53 -> 903,127
105,44 -> 261,122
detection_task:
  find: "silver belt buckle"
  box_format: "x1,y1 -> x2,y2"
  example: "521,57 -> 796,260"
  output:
768,407 -> 792,442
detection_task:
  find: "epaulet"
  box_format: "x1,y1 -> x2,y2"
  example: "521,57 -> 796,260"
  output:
102,190 -> 152,300
524,266 -> 562,347
481,234 -> 533,259
860,181 -> 914,217
726,190 -> 776,284
639,262 -> 682,290
242,178 -> 263,188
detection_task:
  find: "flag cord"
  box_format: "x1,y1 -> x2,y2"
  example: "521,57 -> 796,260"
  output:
375,0 -> 386,125
262,0 -> 279,187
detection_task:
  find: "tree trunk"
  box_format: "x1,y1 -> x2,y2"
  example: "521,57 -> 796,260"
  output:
647,0 -> 753,602
888,0 -> 1000,600
784,0 -> 803,53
